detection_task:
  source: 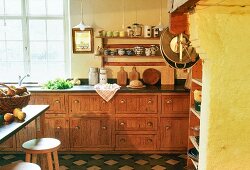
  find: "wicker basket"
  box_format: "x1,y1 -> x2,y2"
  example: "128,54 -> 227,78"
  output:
0,92 -> 31,114
0,83 -> 31,114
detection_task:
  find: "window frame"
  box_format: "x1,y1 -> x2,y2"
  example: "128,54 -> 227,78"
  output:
0,0 -> 70,82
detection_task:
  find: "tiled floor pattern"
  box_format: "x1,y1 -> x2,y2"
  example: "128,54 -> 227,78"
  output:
0,154 -> 187,170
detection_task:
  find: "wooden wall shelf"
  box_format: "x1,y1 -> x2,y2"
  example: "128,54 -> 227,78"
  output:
187,59 -> 202,169
189,136 -> 199,151
96,36 -> 160,40
103,62 -> 166,66
190,107 -> 200,119
97,36 -> 164,67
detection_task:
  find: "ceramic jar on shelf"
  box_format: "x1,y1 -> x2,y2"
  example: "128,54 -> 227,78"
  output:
132,23 -> 143,37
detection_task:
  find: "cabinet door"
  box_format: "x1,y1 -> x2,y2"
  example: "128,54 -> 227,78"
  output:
116,118 -> 157,131
0,137 -> 16,151
115,134 -> 157,150
70,118 -> 112,148
31,94 -> 66,113
162,94 -> 189,114
44,117 -> 69,151
160,118 -> 188,149
116,94 -> 158,114
16,120 -> 36,151
69,95 -> 113,114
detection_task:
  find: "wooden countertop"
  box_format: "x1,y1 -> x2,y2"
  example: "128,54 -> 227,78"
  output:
0,105 -> 49,144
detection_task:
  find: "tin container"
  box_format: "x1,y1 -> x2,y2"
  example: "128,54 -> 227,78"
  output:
99,68 -> 107,84
88,67 -> 99,85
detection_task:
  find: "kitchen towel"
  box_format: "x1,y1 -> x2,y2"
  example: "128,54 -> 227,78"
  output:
94,83 -> 121,102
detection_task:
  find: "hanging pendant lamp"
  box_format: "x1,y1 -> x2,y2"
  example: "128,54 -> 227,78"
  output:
74,0 -> 90,30
154,0 -> 165,31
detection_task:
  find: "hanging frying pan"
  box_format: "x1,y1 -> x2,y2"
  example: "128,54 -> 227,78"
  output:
160,28 -> 200,69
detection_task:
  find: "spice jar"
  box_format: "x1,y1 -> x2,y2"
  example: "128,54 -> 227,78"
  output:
132,23 -> 142,37
99,68 -> 107,84
88,67 -> 99,85
127,26 -> 133,37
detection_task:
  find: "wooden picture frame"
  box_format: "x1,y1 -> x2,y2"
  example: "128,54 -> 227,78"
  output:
72,28 -> 94,53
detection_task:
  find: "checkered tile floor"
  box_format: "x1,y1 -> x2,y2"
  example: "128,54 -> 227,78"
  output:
0,154 -> 187,170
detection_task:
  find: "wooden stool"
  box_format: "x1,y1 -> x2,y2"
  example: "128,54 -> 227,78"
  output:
0,162 -> 41,170
22,138 -> 61,170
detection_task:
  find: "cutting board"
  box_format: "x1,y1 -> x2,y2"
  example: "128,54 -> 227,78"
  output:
129,67 -> 140,82
117,67 -> 128,86
161,65 -> 174,85
142,68 -> 161,85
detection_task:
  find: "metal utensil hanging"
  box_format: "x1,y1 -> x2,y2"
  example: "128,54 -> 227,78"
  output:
160,28 -> 200,69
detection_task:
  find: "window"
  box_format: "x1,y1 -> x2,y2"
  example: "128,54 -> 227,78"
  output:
0,0 -> 70,83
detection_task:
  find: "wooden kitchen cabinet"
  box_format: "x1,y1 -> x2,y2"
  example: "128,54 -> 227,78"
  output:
0,137 -> 16,151
69,94 -> 114,114
116,134 -> 157,150
44,117 -> 70,151
16,120 -> 36,151
162,93 -> 189,115
30,93 -> 66,113
70,118 -> 113,150
116,117 -> 157,131
115,94 -> 158,114
160,118 -> 188,150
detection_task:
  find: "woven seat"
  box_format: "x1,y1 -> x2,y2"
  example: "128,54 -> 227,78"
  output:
22,138 -> 61,170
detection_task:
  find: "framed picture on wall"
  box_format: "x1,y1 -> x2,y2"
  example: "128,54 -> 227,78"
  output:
72,28 -> 94,53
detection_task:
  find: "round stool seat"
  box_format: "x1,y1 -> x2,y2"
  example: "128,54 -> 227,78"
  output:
0,162 -> 41,170
22,138 -> 61,154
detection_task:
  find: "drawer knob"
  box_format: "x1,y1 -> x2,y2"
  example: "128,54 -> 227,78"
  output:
102,126 -> 107,130
148,99 -> 152,104
166,100 -> 172,104
147,122 -> 153,126
55,100 -> 60,103
56,126 -> 61,129
75,126 -> 80,129
120,100 -> 125,104
120,122 -> 125,126
165,126 -> 171,130
74,100 -> 79,103
120,138 -> 126,142
102,100 -> 106,104
147,139 -> 153,142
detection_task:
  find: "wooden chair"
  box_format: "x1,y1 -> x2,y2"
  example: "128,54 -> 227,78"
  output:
0,162 -> 41,170
22,138 -> 61,170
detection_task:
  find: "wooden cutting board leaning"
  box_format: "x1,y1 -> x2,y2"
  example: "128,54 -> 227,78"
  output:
117,67 -> 128,86
129,67 -> 140,82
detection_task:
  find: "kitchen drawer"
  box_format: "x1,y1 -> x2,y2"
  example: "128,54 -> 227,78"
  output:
162,94 -> 189,114
30,94 -> 66,113
116,118 -> 157,131
69,94 -> 113,114
115,134 -> 157,150
115,94 -> 158,114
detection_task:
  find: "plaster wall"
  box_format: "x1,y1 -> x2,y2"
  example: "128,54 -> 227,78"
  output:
70,0 -> 170,78
189,1 -> 250,169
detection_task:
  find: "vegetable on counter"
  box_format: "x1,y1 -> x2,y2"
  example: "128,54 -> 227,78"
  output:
43,79 -> 73,90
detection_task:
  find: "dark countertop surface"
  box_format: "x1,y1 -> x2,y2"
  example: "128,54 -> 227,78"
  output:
0,105 -> 49,144
27,84 -> 189,93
